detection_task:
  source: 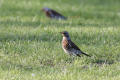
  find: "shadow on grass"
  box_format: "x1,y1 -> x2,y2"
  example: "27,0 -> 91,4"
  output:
92,58 -> 114,65
0,55 -> 117,71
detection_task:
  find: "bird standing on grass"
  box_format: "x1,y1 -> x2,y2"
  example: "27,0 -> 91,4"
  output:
42,7 -> 67,20
60,31 -> 91,57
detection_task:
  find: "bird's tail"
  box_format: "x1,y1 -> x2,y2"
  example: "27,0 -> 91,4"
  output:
81,52 -> 91,57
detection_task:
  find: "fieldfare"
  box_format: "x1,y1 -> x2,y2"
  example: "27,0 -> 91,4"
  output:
42,7 -> 67,20
60,31 -> 91,57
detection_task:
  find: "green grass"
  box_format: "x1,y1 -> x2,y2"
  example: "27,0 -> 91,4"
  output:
0,0 -> 120,80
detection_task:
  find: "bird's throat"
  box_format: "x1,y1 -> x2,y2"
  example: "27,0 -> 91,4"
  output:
63,37 -> 71,41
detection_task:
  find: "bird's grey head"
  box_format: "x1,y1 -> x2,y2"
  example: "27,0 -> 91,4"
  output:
60,31 -> 70,38
42,7 -> 50,12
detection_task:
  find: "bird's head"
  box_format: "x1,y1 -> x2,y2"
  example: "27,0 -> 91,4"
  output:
60,31 -> 70,38
42,7 -> 50,12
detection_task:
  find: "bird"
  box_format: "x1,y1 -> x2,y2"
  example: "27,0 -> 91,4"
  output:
60,31 -> 91,57
42,7 -> 67,20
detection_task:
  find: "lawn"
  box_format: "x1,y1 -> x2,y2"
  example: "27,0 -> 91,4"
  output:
0,0 -> 120,80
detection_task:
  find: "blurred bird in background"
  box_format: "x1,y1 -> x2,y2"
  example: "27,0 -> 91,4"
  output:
42,7 -> 67,20
60,31 -> 91,57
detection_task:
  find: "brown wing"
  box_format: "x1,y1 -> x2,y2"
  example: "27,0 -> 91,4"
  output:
46,11 -> 54,18
68,40 -> 91,57
50,9 -> 67,19
51,10 -> 62,16
68,40 -> 81,50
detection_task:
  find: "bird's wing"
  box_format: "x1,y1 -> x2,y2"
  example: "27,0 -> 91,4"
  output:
51,10 -> 63,16
47,11 -> 54,17
68,40 -> 91,57
68,40 -> 80,50
51,9 -> 67,19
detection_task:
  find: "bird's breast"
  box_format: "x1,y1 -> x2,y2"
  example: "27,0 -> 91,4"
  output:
62,38 -> 69,49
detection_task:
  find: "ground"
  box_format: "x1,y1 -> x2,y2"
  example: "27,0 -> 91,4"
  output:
0,0 -> 120,80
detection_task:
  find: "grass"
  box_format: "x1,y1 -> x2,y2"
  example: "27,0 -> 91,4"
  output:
0,0 -> 120,80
